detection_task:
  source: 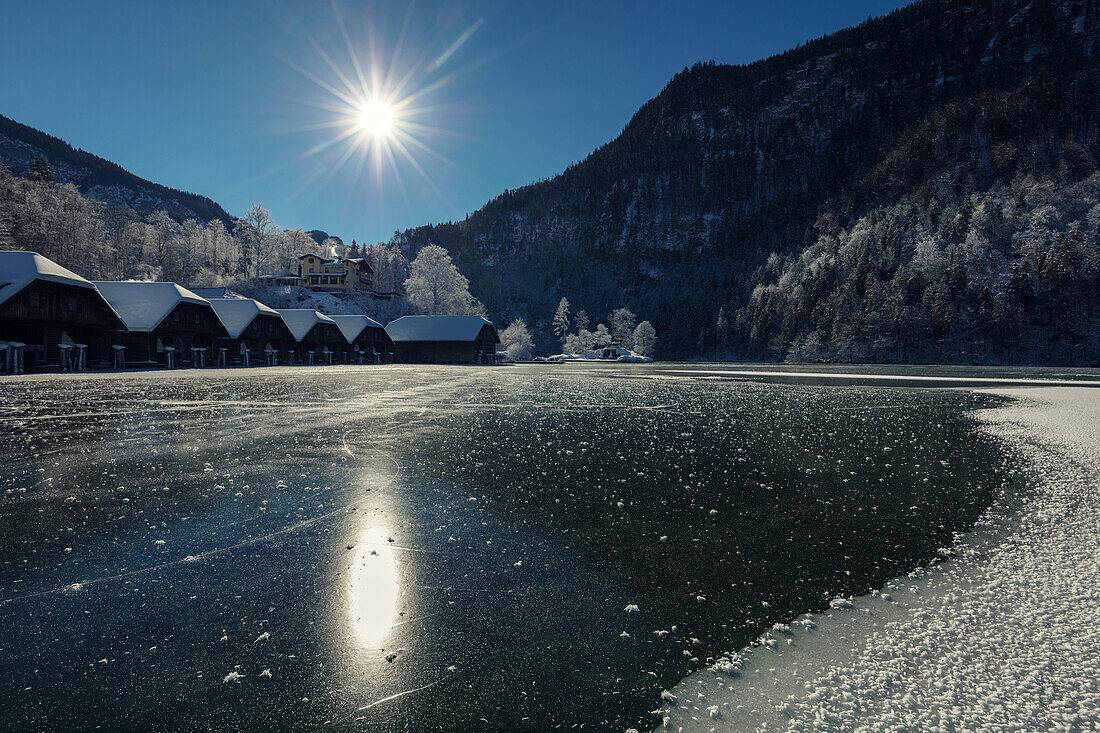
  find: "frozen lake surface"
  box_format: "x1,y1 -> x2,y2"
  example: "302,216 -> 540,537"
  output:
0,364 -> 1067,730
667,384 -> 1100,731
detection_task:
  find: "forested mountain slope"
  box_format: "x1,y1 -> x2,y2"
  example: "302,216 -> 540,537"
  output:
393,0 -> 1100,362
0,114 -> 232,225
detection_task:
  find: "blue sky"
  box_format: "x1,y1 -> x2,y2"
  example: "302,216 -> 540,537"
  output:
1,0 -> 909,243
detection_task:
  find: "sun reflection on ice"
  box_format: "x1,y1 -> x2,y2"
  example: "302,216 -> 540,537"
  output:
350,526 -> 399,646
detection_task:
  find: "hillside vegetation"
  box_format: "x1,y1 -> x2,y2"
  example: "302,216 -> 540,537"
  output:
392,0 -> 1100,363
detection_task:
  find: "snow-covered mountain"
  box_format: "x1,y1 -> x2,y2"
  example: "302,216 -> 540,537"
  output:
393,0 -> 1100,362
0,113 -> 232,225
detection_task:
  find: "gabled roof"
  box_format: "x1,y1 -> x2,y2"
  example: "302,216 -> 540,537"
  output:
207,297 -> 282,339
385,315 -> 499,343
0,251 -> 97,307
92,281 -> 212,332
275,309 -> 338,342
330,314 -> 386,343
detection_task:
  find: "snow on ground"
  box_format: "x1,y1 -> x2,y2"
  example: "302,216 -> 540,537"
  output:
544,347 -> 653,363
666,386 -> 1100,732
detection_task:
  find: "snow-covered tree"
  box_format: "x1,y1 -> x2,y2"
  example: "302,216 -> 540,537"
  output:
271,227 -> 316,276
364,244 -> 410,295
610,308 -> 637,348
234,202 -> 277,278
633,321 -> 656,356
500,319 -> 534,361
562,333 -> 582,355
320,237 -> 341,259
574,309 -> 590,333
552,297 -> 571,345
576,328 -> 594,353
405,245 -> 478,315
592,323 -> 612,347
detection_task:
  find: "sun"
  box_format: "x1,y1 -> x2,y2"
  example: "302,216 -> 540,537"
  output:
273,5 -> 488,200
355,97 -> 396,139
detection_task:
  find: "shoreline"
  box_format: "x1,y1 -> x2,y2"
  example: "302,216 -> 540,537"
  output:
665,386 -> 1100,731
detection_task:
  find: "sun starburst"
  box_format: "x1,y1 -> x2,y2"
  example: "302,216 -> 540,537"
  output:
262,3 -> 489,215
355,97 -> 397,139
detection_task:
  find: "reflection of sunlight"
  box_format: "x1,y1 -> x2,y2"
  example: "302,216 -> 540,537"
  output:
350,526 -> 399,646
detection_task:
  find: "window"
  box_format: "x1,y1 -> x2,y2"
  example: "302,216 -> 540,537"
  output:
25,292 -> 41,308
174,310 -> 182,323
65,297 -> 79,313
194,314 -> 201,325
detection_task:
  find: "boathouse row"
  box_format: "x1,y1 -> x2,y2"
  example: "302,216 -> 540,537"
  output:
385,315 -> 502,364
330,315 -> 395,364
93,281 -> 229,368
274,309 -> 348,365
0,252 -> 125,370
205,297 -> 297,366
1,251 -> 504,371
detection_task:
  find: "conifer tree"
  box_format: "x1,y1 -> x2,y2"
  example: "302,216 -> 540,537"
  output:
27,154 -> 54,184
552,298 -> 571,346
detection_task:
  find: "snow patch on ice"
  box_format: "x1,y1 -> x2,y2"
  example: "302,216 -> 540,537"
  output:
667,387 -> 1100,731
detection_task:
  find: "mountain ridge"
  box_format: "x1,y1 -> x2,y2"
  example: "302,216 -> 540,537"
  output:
0,113 -> 234,226
390,0 -> 1100,361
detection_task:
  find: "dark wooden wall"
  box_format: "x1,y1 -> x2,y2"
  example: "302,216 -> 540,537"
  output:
0,281 -> 118,326
350,327 -> 395,362
395,340 -> 478,364
0,281 -> 122,368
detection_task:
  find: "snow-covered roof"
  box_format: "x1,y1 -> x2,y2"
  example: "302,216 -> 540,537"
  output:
329,314 -> 386,343
385,315 -> 498,343
0,251 -> 97,307
92,281 -> 211,332
207,298 -> 282,339
275,309 -> 338,342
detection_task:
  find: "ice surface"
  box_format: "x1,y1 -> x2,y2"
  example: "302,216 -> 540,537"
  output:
667,386 -> 1100,731
0,365 -> 1061,731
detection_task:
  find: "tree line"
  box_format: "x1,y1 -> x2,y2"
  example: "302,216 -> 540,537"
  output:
551,297 -> 656,356
0,155 -> 409,311
728,171 -> 1100,364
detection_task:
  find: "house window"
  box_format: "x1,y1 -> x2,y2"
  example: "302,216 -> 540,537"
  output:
194,314 -> 201,325
26,292 -> 41,308
65,297 -> 78,312
174,310 -> 182,323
